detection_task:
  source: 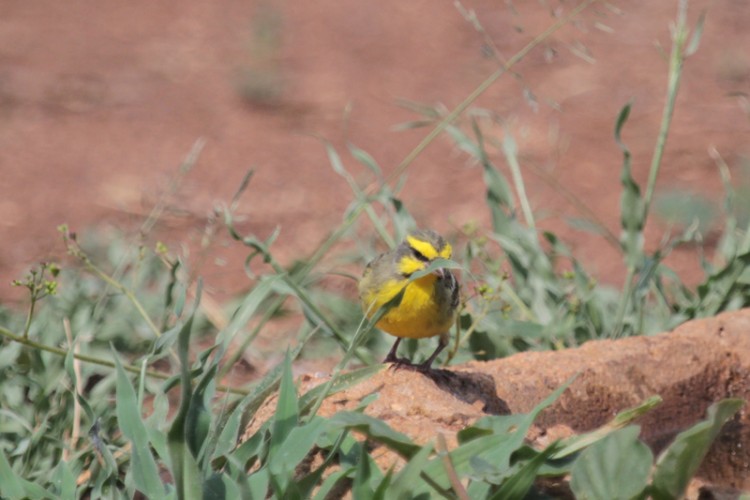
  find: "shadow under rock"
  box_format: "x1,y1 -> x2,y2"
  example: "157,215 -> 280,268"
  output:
422,368 -> 511,415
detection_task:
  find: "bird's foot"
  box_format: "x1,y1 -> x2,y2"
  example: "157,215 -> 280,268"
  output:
384,357 -> 436,372
383,354 -> 417,371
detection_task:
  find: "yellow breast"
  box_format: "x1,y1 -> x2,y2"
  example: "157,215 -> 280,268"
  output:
362,274 -> 453,339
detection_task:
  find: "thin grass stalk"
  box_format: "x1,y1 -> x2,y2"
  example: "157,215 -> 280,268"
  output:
642,0 -> 689,215
502,133 -> 536,232
385,0 -> 599,187
0,325 -> 248,396
217,296 -> 284,379
612,0 -> 692,338
62,317 -> 82,460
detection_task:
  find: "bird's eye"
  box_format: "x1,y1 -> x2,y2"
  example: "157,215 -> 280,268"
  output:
411,248 -> 429,262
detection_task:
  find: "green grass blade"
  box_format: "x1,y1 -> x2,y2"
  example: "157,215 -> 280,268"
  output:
270,351 -> 299,451
552,395 -> 662,459
247,467 -> 270,499
386,442 -> 435,499
685,10 -> 706,56
268,351 -> 299,493
348,142 -> 383,178
692,251 -> 750,318
312,467 -> 354,500
167,293 -> 203,500
615,102 -> 645,266
501,130 -> 535,232
352,443 -> 377,498
269,417 -> 328,485
186,360 -> 216,466
569,426 -> 653,500
327,411 -> 421,459
298,364 -> 383,414
52,461 -> 77,499
490,443 -> 561,500
0,449 -> 53,500
0,448 -> 25,498
114,351 -> 164,498
217,275 -> 279,348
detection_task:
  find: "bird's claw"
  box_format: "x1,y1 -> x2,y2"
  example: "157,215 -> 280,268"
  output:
384,357 -> 433,372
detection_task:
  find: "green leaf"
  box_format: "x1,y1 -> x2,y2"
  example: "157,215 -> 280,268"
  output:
312,467 -> 354,500
685,11 -> 706,56
216,347 -> 301,459
220,475 -> 242,500
51,461 -> 77,499
167,298 -> 203,500
202,473 -> 226,500
186,355 -> 217,464
270,351 -> 299,449
615,102 -> 645,265
146,392 -> 171,461
569,426 -> 652,500
211,400 -> 243,460
0,449 -> 24,498
349,142 -> 383,177
229,423 -> 268,471
420,377 -> 575,491
352,440 -> 376,498
114,351 -> 164,498
328,412 -> 421,459
217,275 -> 279,347
0,449 -> 54,500
491,442 -> 562,500
651,398 -> 744,500
387,442 -> 435,499
268,351 -> 299,492
247,467 -> 270,499
269,417 -> 328,483
151,323 -> 181,358
691,251 -> 750,318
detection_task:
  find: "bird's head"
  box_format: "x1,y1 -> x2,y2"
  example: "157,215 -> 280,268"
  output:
396,229 -> 452,278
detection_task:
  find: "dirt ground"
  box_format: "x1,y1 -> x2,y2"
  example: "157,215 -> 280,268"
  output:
2,0 -> 749,303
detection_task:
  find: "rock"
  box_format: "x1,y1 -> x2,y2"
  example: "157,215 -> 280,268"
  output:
242,309 -> 750,492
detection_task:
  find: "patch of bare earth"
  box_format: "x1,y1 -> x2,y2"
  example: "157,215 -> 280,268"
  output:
2,1 -> 749,304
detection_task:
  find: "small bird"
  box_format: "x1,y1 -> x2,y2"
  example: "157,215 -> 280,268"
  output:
359,229 -> 460,370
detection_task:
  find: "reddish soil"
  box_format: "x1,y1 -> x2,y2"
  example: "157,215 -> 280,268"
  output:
2,0 -> 749,302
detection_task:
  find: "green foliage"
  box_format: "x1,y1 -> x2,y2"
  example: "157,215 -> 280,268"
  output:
569,426 -> 653,500
650,399 -> 745,500
0,0 -> 746,498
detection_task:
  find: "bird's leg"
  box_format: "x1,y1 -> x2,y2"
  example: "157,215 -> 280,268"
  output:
384,337 -> 415,369
417,333 -> 448,371
383,337 -> 403,363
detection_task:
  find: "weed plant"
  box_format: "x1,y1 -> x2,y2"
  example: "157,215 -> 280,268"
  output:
0,0 -> 747,498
